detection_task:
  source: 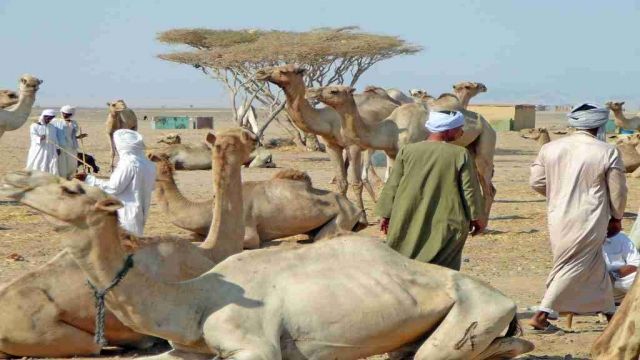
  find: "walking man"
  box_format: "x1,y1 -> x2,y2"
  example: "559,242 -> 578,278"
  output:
529,103 -> 627,330
53,105 -> 86,178
26,109 -> 62,174
376,110 -> 485,270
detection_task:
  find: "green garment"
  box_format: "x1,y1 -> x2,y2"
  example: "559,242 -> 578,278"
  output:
376,141 -> 484,270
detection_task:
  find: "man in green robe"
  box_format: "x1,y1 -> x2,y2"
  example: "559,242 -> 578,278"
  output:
376,110 -> 485,270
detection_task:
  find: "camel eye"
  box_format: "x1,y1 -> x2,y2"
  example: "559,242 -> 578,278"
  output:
330,90 -> 339,94
61,184 -> 85,195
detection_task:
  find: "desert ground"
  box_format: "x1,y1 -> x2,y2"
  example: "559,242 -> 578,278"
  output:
1,108 -> 638,359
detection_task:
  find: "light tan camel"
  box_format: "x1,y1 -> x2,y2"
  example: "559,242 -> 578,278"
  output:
0,90 -> 19,108
0,128 -> 254,358
157,133 -> 182,145
0,74 -> 42,138
255,64 -> 399,222
453,81 -> 487,109
146,142 -> 211,170
1,172 -> 534,359
520,128 -> 551,146
607,101 -> 640,130
151,156 -> 365,247
307,86 -> 428,182
592,278 -> 640,359
386,88 -> 415,104
106,100 -> 138,170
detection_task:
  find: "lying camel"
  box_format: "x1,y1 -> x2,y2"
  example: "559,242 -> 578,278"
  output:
157,133 -> 181,145
151,155 -> 365,247
607,101 -> 640,131
147,142 -> 212,170
520,128 -> 551,147
1,161 -> 534,359
0,128 -> 255,357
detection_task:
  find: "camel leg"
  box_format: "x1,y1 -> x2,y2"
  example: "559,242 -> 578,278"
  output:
413,277 -> 529,360
0,321 -> 101,358
327,144 -> 348,195
473,123 -> 497,223
361,149 -> 377,203
348,145 -> 367,224
243,224 -> 260,250
140,349 -> 211,360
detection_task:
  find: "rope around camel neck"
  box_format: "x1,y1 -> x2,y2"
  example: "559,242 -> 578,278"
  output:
87,254 -> 134,346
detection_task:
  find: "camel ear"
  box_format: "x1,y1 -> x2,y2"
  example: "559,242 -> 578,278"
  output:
206,133 -> 216,145
95,198 -> 123,213
21,78 -> 27,85
38,79 -> 43,85
294,66 -> 306,75
107,102 -> 111,106
621,101 -> 626,105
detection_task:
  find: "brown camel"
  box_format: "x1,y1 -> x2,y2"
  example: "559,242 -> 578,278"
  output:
0,142 -> 535,360
0,74 -> 42,139
151,156 -> 365,248
607,101 -> 640,130
146,142 -> 212,170
0,128 -> 255,357
106,100 -> 138,170
255,64 -> 399,222
0,89 -> 19,109
157,133 -> 181,145
520,128 -> 551,147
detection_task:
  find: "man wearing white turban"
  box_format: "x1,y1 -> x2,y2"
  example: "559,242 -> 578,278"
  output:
376,110 -> 485,270
76,129 -> 156,236
529,103 -> 627,331
26,109 -> 63,174
53,105 -> 87,179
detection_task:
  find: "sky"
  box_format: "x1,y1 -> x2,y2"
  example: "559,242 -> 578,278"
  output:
1,0 -> 639,108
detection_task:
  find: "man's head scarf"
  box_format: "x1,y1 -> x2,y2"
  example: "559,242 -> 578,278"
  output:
426,110 -> 465,133
113,129 -> 145,157
38,109 -> 56,122
567,103 -> 609,141
60,105 -> 76,115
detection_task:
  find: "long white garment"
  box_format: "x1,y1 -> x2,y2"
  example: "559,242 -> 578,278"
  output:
25,122 -> 60,174
603,232 -> 640,301
52,119 -> 79,178
85,131 -> 156,236
530,131 -> 627,314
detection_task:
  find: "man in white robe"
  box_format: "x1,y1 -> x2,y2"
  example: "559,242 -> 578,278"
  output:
53,105 -> 86,179
529,103 -> 627,330
76,129 -> 156,236
26,109 -> 62,174
603,231 -> 640,303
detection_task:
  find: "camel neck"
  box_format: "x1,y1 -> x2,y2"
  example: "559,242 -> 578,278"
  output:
199,148 -> 244,263
282,79 -> 326,135
454,92 -> 472,109
155,177 -> 194,212
66,214 -> 203,343
3,90 -> 36,131
333,100 -> 369,141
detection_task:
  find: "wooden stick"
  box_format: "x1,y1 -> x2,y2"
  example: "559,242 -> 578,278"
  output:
48,141 -> 93,169
78,125 -> 88,173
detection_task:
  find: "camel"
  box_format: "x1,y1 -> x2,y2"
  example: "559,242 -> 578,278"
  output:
0,90 -> 19,108
147,142 -> 212,170
307,85 -> 428,182
607,101 -> 640,130
157,133 -> 182,145
0,74 -> 42,138
0,165 -> 534,359
151,155 -> 365,247
520,128 -> 551,147
256,64 -> 399,222
386,88 -> 415,104
0,129 -> 255,357
453,81 -> 487,109
106,100 -> 138,170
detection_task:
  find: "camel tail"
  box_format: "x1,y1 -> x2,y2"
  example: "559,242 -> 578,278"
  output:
272,169 -> 312,186
505,314 -> 522,337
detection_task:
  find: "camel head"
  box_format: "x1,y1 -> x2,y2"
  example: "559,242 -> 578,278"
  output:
147,153 -> 174,182
18,74 -> 43,94
0,171 -> 122,234
453,81 -> 487,99
362,86 -> 389,98
157,133 -> 182,145
606,101 -> 625,112
429,93 -> 464,112
255,64 -> 306,86
206,128 -> 258,167
306,85 -> 355,108
107,99 -> 129,114
0,89 -> 19,109
409,89 -> 432,102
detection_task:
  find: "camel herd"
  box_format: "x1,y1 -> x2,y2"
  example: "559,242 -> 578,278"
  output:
1,68 -> 640,359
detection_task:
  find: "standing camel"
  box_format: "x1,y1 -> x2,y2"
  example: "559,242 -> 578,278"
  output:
255,64 -> 399,222
607,101 -> 640,130
0,132 -> 534,360
106,100 -> 138,170
453,81 -> 487,109
0,74 -> 42,138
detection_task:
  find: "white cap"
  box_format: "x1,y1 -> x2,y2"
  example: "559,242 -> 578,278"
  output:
60,105 -> 76,115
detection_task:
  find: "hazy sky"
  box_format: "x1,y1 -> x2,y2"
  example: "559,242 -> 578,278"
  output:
1,0 -> 639,108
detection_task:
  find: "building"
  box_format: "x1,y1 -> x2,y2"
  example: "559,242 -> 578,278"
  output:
467,104 -> 536,131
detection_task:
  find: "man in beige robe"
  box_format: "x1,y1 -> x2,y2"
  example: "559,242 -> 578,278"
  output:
529,103 -> 627,330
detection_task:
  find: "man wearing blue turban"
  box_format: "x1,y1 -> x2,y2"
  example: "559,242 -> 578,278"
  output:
376,110 -> 485,270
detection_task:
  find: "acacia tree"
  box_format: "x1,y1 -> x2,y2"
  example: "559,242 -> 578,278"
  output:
157,27 -> 421,150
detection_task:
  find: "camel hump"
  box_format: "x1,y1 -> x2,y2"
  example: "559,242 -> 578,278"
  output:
272,169 -> 312,186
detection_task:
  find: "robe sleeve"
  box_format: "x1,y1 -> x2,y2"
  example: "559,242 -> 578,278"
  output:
376,147 -> 406,219
607,147 -> 628,220
30,124 -> 44,144
459,150 -> 484,221
530,147 -> 547,196
86,163 -> 134,197
624,237 -> 640,267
